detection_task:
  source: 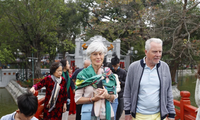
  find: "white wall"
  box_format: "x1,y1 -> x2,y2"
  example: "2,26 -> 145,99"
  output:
0,69 -> 49,88
0,69 -> 18,87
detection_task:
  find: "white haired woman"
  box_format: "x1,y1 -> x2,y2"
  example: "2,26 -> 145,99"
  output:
75,37 -> 117,120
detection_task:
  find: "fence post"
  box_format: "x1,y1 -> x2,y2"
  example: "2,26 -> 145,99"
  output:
180,91 -> 191,120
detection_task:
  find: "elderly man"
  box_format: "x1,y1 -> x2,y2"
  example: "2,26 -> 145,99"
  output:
124,38 -> 175,120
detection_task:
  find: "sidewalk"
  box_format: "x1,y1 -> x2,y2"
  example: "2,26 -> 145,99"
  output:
68,111 -> 125,120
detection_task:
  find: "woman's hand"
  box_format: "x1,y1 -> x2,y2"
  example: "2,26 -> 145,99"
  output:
63,103 -> 67,112
30,87 -> 35,94
97,86 -> 109,99
93,87 -> 113,101
92,89 -> 104,102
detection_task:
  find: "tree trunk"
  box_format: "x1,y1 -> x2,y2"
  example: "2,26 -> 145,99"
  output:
34,58 -> 42,78
34,49 -> 42,78
62,51 -> 66,59
169,59 -> 179,84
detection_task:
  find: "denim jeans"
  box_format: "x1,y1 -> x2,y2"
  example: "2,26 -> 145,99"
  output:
111,98 -> 119,120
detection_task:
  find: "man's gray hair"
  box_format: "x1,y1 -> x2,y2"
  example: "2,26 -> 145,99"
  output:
145,38 -> 163,52
86,40 -> 107,57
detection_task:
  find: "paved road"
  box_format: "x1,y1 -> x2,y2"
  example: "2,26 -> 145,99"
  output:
68,111 -> 125,120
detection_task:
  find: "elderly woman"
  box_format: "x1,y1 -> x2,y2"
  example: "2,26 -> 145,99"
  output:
75,39 -> 118,120
30,62 -> 67,120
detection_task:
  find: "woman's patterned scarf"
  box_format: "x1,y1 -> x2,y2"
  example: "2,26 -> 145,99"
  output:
47,75 -> 61,112
75,65 -> 116,120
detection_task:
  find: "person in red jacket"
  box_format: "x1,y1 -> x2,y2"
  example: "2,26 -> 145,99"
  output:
30,62 -> 67,120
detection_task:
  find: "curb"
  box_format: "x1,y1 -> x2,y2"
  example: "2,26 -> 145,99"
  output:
5,80 -> 27,104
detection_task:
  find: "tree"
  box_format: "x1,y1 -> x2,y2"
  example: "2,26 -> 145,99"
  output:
57,1 -> 84,57
0,0 -> 64,78
82,0 -> 200,82
84,0 -> 163,59
149,0 -> 200,82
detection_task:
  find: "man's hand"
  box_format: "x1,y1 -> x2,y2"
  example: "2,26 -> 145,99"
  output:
125,115 -> 132,120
